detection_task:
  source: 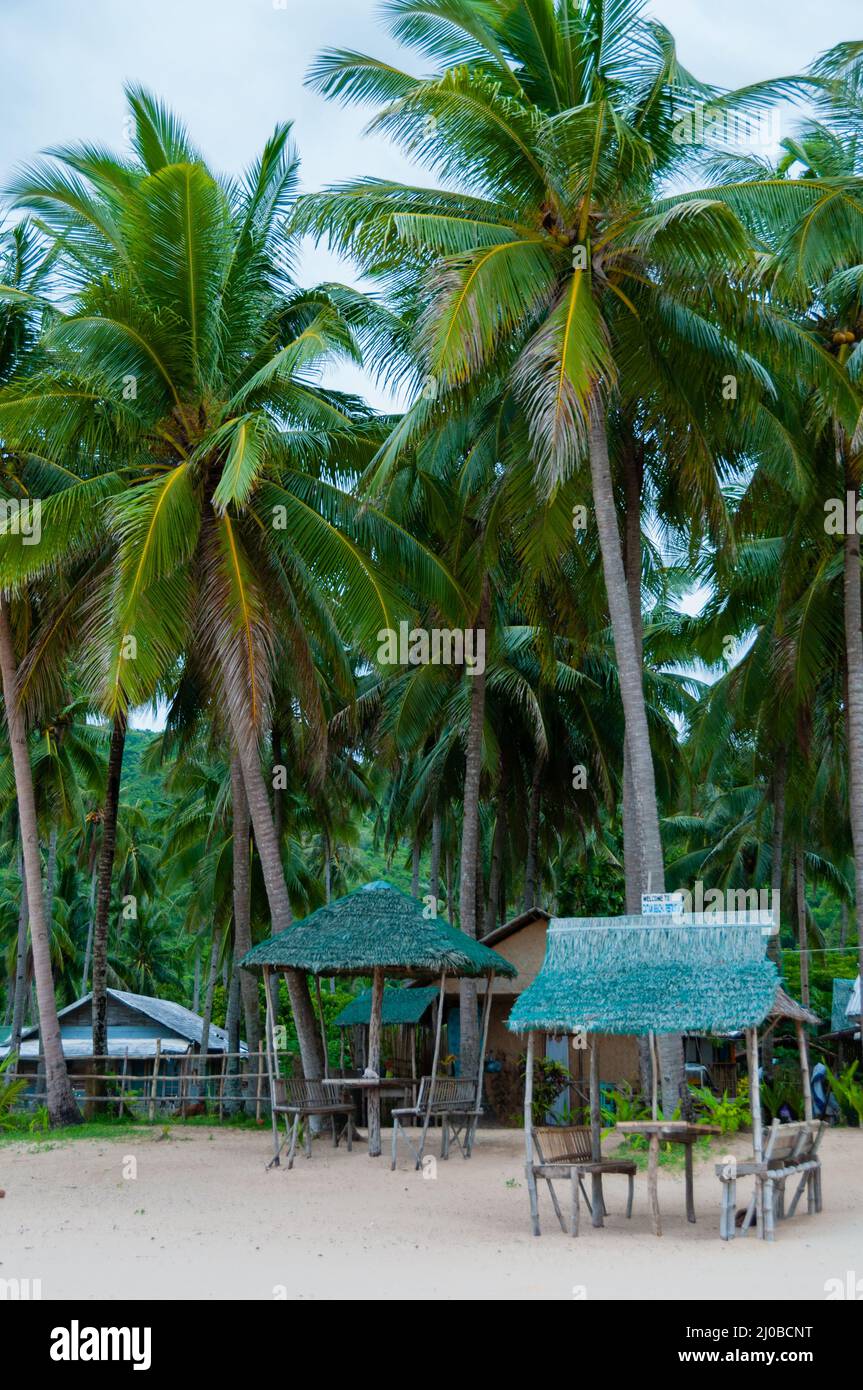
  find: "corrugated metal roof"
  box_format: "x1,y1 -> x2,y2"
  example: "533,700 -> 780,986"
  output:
18,989 -> 237,1053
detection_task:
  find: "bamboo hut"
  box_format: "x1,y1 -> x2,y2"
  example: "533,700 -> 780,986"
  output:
508,913 -> 780,1237
333,984 -> 439,1079
241,881 -> 516,1158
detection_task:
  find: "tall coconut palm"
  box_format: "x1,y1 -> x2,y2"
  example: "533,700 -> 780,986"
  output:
0,88 -> 462,1079
297,0 -> 798,1107
0,221 -> 80,1124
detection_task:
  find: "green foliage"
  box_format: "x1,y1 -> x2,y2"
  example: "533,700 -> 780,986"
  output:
827,1062 -> 863,1126
690,1082 -> 752,1135
517,1051 -> 572,1126
0,1054 -> 29,1128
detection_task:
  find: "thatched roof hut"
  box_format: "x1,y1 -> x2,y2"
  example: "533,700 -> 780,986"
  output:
334,985 -> 440,1028
771,986 -> 819,1027
508,915 -> 778,1037
241,882 -> 515,1161
242,881 -> 516,980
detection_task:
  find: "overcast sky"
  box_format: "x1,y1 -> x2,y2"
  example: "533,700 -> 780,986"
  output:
1,0 -> 858,400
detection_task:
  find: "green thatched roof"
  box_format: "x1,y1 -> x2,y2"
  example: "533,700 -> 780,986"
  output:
508,915 -> 778,1036
241,881 -> 517,979
334,985 -> 440,1028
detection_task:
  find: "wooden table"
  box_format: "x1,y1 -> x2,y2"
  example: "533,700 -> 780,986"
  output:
615,1121 -> 722,1236
321,1077 -> 416,1151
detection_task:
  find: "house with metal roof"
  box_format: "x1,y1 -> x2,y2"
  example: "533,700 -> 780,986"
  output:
0,989 -> 236,1063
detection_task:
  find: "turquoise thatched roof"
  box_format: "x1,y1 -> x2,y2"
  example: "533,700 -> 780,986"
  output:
508,915 -> 779,1036
241,881 -> 517,979
334,985 -> 440,1028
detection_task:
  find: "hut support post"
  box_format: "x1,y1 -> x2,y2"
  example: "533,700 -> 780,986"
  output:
796,1020 -> 813,1121
468,971 -> 494,1154
524,1030 -> 540,1236
314,976 -> 329,1079
263,966 -> 282,1168
367,967 -> 385,1157
149,1040 -> 161,1122
418,971 -> 446,1168
589,1038 -> 604,1228
746,1026 -> 765,1238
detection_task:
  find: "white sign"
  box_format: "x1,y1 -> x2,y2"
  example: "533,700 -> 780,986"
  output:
641,893 -> 685,917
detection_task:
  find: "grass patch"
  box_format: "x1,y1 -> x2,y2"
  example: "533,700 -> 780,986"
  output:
0,1112 -> 266,1147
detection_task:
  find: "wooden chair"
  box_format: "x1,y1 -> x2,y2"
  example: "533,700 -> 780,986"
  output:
716,1118 -> 824,1241
390,1076 -> 482,1170
530,1126 -> 636,1237
269,1078 -> 355,1171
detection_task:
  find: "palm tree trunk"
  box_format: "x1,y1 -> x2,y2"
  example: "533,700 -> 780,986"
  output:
9,837 -> 29,1071
843,459 -> 863,1062
430,810 -> 443,912
589,409 -> 663,882
523,756 -> 542,912
622,440 -> 651,1098
81,865 -> 96,994
272,724 -> 284,843
446,847 -> 454,922
228,708 -> 323,1079
0,595 -> 79,1126
762,747 -> 787,1074
192,943 -> 201,1015
198,929 -> 221,1096
588,408 -> 683,1115
458,582 -> 489,1080
622,436 -> 646,915
92,711 -> 127,1059
795,845 -> 810,1007
224,919 -> 243,1114
484,780 -> 507,936
231,751 -> 260,1060
411,835 -> 421,897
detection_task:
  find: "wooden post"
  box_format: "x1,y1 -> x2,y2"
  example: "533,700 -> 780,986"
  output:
589,1036 -> 603,1228
218,1052 -> 226,1120
149,1040 -> 161,1122
524,1030 -> 540,1236
418,971 -> 447,1164
747,1026 -> 765,1237
647,1132 -> 662,1236
367,967 -> 385,1157
255,1044 -> 263,1123
314,975 -> 329,1078
466,971 -> 495,1155
263,966 -> 281,1166
796,1020 -> 813,1121
650,1030 -> 659,1120
118,1047 -> 129,1120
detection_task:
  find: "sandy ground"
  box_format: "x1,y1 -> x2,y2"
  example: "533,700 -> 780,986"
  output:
1,1125 -> 860,1300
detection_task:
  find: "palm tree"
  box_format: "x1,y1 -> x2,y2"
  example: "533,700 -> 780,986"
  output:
297,0 -> 789,1107
0,221 -> 80,1124
0,89 -> 461,1080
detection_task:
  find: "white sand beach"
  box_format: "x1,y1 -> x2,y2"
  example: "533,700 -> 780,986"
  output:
1,1127 -> 860,1301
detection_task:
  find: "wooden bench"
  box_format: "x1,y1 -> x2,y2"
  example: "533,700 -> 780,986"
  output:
716,1119 -> 823,1241
391,1076 -> 482,1170
269,1078 -> 355,1170
530,1126 -> 636,1237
